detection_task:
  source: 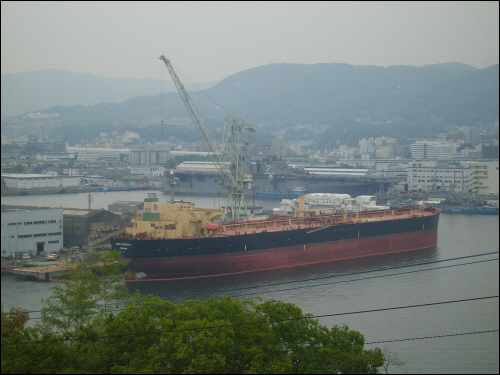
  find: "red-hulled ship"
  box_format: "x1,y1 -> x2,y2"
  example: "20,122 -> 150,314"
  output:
111,193 -> 440,280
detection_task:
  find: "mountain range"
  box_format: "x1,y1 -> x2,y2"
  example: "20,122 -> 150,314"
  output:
1,69 -> 216,117
1,62 -> 498,143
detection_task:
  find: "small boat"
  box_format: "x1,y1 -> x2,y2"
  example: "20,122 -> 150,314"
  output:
449,206 -> 499,215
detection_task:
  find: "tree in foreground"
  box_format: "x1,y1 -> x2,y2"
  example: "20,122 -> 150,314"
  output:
2,250 -> 385,374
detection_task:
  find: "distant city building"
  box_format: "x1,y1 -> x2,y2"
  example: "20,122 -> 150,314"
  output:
111,136 -> 124,149
269,135 -> 286,156
27,135 -> 67,155
481,140 -> 499,159
128,149 -> 170,165
124,131 -> 140,142
66,147 -> 129,161
77,153 -> 120,161
410,140 -> 466,159
35,153 -> 75,161
1,206 -> 63,257
129,165 -> 166,176
62,169 -> 81,176
458,126 -> 476,144
468,161 -> 499,196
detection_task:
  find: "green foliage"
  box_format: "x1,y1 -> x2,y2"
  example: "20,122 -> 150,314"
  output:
40,250 -> 127,331
13,164 -> 24,173
456,143 -> 474,152
2,251 -> 385,374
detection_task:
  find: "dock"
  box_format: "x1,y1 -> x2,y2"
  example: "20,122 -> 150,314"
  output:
12,261 -> 71,281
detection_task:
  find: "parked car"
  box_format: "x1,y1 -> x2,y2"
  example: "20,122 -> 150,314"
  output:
46,254 -> 59,261
22,254 -> 32,260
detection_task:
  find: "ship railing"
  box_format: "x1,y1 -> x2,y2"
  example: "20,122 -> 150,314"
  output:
219,206 -> 436,233
89,228 -> 125,247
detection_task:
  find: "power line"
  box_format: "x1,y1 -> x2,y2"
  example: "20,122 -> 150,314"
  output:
365,329 -> 499,345
2,295 -> 497,346
2,257 -> 498,322
3,251 -> 497,319
21,257 -> 500,322
277,330 -> 500,354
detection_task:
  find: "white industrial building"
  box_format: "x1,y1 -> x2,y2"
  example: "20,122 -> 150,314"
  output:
1,174 -> 82,190
1,206 -> 64,257
469,161 -> 499,196
406,161 -> 469,193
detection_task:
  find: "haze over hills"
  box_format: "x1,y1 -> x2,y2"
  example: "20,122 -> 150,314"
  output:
0,69 -> 217,117
1,62 -> 498,143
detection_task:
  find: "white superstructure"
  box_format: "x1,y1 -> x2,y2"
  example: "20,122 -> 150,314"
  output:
273,193 -> 388,216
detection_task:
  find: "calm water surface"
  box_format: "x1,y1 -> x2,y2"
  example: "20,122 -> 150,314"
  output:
2,192 -> 498,373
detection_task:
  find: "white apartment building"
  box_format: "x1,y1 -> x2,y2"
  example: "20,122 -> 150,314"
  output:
67,147 -> 129,161
1,207 -> 64,257
411,140 -> 467,159
128,149 -> 170,165
406,161 -> 469,193
111,136 -> 124,149
77,153 -> 120,161
35,153 -> 75,161
469,161 -> 499,196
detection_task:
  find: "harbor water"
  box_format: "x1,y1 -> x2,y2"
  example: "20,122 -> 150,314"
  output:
1,191 -> 499,373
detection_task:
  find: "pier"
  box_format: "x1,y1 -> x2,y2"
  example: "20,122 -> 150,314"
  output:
12,262 -> 70,281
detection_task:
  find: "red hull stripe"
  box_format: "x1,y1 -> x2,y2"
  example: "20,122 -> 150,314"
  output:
122,228 -> 438,281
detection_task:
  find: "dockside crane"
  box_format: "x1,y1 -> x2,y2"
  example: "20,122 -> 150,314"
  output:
159,55 -> 255,221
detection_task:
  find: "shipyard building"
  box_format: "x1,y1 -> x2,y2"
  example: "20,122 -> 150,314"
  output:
1,206 -> 63,258
1,173 -> 81,190
63,209 -> 121,248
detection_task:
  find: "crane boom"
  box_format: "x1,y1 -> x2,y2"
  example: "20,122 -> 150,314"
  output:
159,55 -> 254,221
159,56 -> 231,184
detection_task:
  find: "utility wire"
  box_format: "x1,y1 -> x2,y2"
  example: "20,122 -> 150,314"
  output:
3,251 -> 497,318
4,258 -> 498,322
2,256 -> 498,323
364,329 -> 499,345
2,295 -> 497,346
5,256 -> 497,322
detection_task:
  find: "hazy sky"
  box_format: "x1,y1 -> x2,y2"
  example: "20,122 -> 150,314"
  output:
1,1 -> 498,82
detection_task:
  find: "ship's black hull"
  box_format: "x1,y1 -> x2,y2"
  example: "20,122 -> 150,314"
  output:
112,211 -> 440,279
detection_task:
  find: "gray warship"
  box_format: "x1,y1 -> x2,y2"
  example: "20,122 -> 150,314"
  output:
161,155 -> 404,198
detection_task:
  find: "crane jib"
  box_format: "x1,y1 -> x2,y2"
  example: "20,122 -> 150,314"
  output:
159,55 -> 256,222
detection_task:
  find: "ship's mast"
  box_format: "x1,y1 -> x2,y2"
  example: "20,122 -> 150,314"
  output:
159,55 -> 255,221
167,170 -> 179,204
